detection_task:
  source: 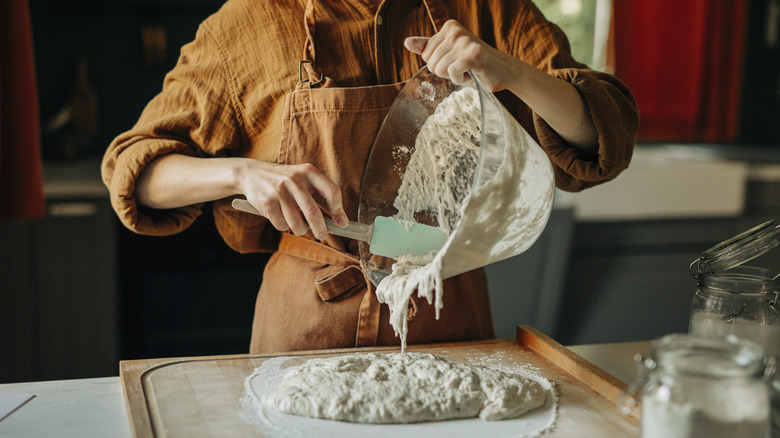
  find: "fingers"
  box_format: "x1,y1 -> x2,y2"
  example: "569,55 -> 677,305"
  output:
286,166 -> 332,239
406,20 -> 495,88
404,37 -> 429,54
446,56 -> 474,86
259,195 -> 289,233
278,164 -> 337,239
278,182 -> 312,237
429,49 -> 473,85
242,162 -> 347,241
248,179 -> 306,236
303,167 -> 348,228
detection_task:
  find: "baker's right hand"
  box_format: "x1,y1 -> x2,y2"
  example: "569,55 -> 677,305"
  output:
237,160 -> 348,240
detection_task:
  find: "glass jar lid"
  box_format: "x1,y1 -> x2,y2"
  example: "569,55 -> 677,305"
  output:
690,220 -> 780,279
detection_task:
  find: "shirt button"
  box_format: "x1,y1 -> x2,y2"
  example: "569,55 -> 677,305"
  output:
376,15 -> 383,25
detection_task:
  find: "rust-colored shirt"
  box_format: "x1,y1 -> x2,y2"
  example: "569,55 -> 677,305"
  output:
102,0 -> 639,252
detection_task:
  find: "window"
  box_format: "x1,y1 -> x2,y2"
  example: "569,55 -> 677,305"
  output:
534,0 -> 611,71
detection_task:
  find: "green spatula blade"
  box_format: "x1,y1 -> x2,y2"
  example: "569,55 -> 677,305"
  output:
230,198 -> 447,260
370,216 -> 449,259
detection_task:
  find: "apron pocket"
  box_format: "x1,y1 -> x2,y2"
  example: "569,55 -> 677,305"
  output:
315,265 -> 366,301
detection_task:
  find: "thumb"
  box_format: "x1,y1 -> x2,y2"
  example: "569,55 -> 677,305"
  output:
404,37 -> 429,55
328,203 -> 348,227
318,194 -> 348,227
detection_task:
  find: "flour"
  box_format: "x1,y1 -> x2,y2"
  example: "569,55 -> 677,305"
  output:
690,312 -> 780,357
641,394 -> 769,438
257,352 -> 547,424
376,84 -> 554,351
418,81 -> 437,101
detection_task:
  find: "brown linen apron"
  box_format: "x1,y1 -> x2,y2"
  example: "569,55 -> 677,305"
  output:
249,0 -> 495,354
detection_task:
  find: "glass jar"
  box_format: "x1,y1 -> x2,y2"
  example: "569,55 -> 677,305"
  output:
689,266 -> 780,358
636,334 -> 770,438
689,220 -> 780,358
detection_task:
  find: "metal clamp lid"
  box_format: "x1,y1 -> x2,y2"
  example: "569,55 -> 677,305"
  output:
619,353 -> 656,415
690,220 -> 780,279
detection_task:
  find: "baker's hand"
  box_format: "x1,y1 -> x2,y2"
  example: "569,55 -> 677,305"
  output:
238,160 -> 348,240
404,20 -> 521,92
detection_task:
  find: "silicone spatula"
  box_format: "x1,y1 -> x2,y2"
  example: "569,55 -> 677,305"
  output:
231,199 -> 448,259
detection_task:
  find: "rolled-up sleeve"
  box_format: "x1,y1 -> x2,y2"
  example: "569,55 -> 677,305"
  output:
499,2 -> 639,192
534,68 -> 638,192
101,23 -> 242,235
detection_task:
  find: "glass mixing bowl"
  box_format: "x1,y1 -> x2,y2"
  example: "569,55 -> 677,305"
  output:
357,67 -> 554,286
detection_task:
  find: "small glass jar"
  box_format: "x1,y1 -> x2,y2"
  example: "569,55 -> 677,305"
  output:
689,220 -> 780,358
636,334 -> 770,438
689,265 -> 780,358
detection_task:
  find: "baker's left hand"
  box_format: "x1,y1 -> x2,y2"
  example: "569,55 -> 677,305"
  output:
405,20 -> 520,92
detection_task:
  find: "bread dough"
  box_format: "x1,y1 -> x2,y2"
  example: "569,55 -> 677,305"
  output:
260,352 -> 545,423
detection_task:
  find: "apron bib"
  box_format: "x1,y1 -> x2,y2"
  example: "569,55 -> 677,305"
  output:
249,0 -> 494,353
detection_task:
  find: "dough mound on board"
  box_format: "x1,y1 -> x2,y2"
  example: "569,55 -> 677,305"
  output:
260,352 -> 545,423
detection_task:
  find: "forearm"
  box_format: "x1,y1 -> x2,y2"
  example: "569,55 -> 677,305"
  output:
135,154 -> 348,238
506,62 -> 598,154
404,23 -> 599,155
136,154 -> 244,209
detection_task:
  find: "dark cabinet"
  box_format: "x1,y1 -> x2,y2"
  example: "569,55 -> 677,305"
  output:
117,205 -> 269,360
0,195 -> 270,383
0,198 -> 118,383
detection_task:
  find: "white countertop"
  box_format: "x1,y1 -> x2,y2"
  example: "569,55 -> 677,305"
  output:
0,341 -> 650,437
556,144 -> 749,221
0,377 -> 131,437
553,142 -> 780,221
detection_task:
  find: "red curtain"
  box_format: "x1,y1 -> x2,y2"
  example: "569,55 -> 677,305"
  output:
0,0 -> 45,219
612,0 -> 748,142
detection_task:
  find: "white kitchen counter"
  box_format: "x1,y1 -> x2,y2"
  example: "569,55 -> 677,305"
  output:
0,341 -> 650,438
554,143 -> 780,221
0,377 -> 131,437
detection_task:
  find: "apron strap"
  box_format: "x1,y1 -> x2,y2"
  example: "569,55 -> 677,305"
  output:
422,0 -> 450,32
277,233 -> 364,301
300,0 -> 324,86
278,233 -> 381,346
278,232 -> 360,267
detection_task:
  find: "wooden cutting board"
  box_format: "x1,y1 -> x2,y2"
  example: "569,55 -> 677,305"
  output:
120,326 -> 640,437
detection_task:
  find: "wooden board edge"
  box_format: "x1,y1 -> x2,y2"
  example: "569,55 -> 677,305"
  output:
120,360 -> 155,438
516,325 -> 639,421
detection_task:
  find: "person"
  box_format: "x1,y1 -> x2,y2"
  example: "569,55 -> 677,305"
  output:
102,0 -> 639,354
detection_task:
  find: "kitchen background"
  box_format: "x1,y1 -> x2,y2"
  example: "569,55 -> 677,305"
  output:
1,0 -> 779,383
